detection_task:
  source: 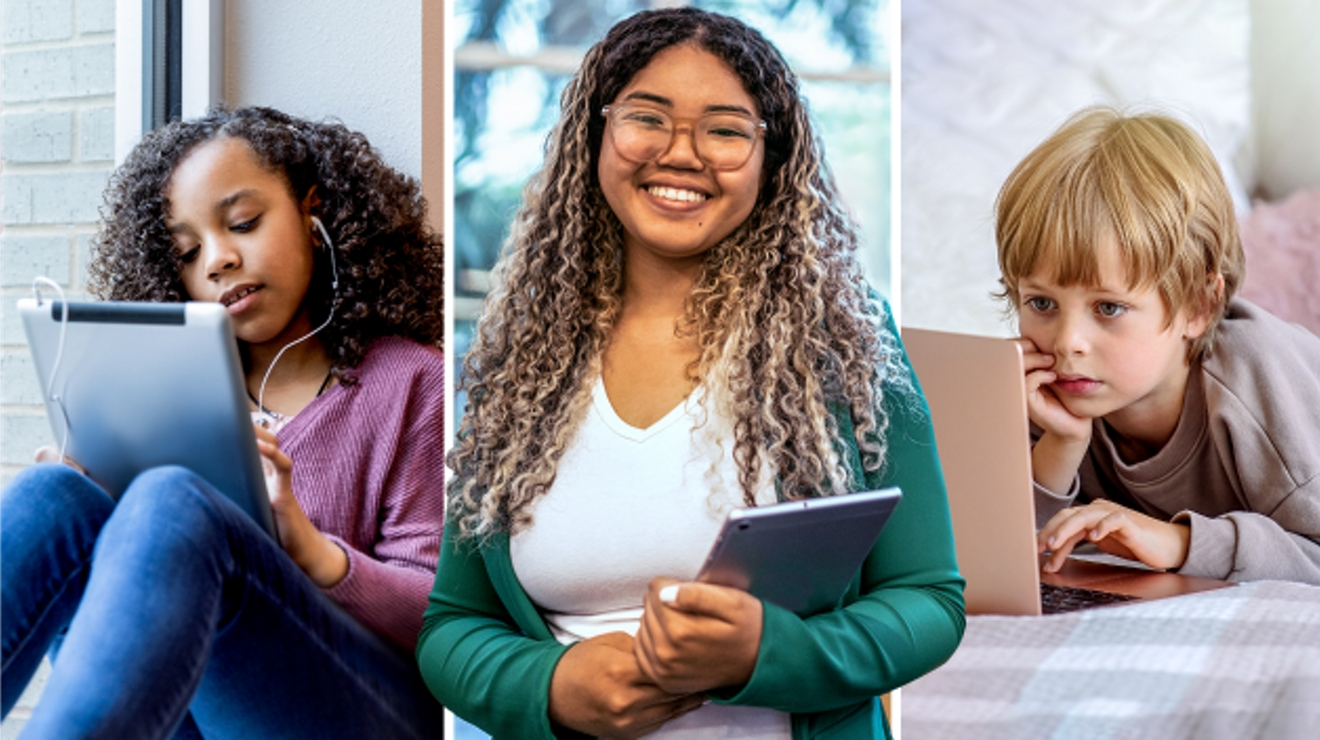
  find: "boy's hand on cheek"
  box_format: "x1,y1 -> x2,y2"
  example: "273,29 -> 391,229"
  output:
1015,338 -> 1092,442
1037,499 -> 1190,573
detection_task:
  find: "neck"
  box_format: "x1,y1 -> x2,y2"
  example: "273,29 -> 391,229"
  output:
620,245 -> 705,321
244,312 -> 333,403
1102,364 -> 1191,464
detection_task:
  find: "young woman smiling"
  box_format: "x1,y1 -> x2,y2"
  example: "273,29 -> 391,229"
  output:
419,9 -> 965,739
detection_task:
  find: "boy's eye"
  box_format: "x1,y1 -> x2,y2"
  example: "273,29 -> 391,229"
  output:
1096,302 -> 1127,318
1024,296 -> 1054,313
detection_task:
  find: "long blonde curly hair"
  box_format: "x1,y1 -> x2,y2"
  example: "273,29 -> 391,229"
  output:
450,7 -> 909,539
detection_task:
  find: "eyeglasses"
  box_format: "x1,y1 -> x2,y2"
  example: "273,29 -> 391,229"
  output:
601,104 -> 766,171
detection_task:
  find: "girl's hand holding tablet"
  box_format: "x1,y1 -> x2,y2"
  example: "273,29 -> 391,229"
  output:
634,578 -> 762,695
252,423 -> 348,588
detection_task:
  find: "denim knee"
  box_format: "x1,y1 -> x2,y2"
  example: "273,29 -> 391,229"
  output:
111,466 -> 230,547
2,463 -> 114,539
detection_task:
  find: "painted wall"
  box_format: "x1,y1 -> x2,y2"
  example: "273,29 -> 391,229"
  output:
226,0 -> 426,180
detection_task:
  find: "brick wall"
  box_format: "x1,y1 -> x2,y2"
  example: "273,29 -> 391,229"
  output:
1,0 -> 114,733
1,0 -> 115,487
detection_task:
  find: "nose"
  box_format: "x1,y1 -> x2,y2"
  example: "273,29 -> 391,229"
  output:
1052,309 -> 1091,357
200,237 -> 241,280
655,124 -> 704,170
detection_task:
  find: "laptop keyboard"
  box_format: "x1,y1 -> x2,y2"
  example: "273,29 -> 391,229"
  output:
1040,583 -> 1139,614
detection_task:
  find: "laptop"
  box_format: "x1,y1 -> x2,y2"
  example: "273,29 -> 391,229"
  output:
19,298 -> 277,539
901,327 -> 1232,615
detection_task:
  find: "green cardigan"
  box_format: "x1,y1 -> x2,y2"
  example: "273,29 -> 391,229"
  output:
418,331 -> 966,739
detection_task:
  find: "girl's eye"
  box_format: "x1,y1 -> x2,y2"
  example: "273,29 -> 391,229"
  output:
178,246 -> 201,264
1024,296 -> 1054,313
1096,302 -> 1127,318
231,216 -> 259,233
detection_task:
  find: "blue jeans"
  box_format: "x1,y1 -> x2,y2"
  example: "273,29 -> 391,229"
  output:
1,464 -> 445,739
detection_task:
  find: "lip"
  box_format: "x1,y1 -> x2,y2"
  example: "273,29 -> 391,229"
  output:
218,283 -> 262,314
1051,374 -> 1102,396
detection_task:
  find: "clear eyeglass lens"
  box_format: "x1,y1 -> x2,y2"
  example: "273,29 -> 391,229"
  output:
607,106 -> 761,170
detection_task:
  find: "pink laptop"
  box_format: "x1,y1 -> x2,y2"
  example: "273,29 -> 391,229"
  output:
901,327 -> 1232,615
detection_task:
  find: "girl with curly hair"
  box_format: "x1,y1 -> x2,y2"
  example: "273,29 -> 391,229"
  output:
1,106 -> 447,738
419,8 -> 964,739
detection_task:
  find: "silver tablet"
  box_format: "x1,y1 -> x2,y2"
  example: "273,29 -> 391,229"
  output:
18,298 -> 276,539
696,487 -> 902,616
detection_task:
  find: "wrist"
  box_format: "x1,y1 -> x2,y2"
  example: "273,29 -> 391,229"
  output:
1032,432 -> 1089,495
291,530 -> 349,588
1166,521 -> 1191,571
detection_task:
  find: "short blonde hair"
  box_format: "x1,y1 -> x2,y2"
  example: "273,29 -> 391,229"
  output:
995,107 -> 1244,360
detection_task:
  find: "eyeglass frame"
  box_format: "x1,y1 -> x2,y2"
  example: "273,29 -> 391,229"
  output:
600,104 -> 768,171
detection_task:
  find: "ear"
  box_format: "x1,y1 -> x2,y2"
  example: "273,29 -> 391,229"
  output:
1182,272 -> 1225,340
299,185 -> 321,220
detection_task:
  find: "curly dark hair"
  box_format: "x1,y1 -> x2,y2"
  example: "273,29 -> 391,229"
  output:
450,7 -> 910,537
87,106 -> 445,378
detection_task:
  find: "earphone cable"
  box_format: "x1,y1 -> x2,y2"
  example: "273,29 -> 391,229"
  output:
256,216 -> 339,422
31,277 -> 72,461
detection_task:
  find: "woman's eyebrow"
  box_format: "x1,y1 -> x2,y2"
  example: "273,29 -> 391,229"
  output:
621,91 -> 756,118
622,91 -> 674,107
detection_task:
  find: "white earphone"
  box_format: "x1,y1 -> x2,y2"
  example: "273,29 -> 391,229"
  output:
254,216 -> 339,426
311,216 -> 339,291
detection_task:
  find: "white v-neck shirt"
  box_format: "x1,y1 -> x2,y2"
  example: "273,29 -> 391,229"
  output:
511,377 -> 789,739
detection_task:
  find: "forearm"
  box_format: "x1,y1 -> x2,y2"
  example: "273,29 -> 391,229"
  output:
1177,507 -> 1320,584
710,575 -> 964,712
323,538 -> 437,650
1031,431 -> 1090,495
417,612 -> 574,740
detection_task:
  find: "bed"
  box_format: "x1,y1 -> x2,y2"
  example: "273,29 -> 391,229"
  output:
902,580 -> 1320,738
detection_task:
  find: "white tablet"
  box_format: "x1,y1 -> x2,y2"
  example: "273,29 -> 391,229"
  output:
18,298 -> 276,539
696,488 -> 902,616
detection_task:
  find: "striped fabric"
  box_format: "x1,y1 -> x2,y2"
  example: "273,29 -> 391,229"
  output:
277,336 -> 447,651
904,581 -> 1320,739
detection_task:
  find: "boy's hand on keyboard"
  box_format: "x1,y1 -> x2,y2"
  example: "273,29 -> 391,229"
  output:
1038,499 -> 1190,573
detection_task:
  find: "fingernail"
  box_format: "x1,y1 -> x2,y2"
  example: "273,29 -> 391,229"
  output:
659,585 -> 679,604
1090,529 -> 1100,539
1047,537 -> 1057,548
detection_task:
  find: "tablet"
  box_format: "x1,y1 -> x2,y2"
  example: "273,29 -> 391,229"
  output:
696,488 -> 902,616
18,298 -> 276,539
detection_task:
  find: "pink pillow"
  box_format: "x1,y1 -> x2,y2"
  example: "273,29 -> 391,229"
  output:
1238,188 -> 1320,337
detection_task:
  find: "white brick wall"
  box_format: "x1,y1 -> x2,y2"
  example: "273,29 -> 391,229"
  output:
0,1 -> 114,730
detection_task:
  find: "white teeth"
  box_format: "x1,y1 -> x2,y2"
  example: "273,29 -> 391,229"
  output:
648,186 -> 707,203
224,286 -> 256,306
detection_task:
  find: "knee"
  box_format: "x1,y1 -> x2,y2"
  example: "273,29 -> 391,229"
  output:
2,463 -> 113,523
116,466 -> 225,535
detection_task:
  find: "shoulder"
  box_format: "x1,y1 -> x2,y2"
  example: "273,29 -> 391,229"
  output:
350,336 -> 446,391
1204,298 -> 1320,387
1200,298 -> 1320,477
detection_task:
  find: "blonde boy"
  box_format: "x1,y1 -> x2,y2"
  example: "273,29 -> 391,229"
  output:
996,107 -> 1320,584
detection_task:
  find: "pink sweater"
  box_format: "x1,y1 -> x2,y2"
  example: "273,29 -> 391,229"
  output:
276,336 -> 446,651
